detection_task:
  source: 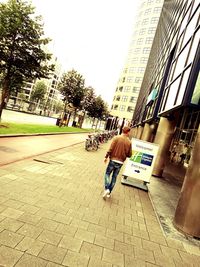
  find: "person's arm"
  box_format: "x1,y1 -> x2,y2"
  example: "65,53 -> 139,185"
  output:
127,143 -> 132,158
104,137 -> 117,162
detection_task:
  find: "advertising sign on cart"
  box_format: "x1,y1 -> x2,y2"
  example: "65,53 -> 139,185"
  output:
121,138 -> 159,191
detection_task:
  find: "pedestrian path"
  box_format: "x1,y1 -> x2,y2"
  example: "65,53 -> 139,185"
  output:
0,142 -> 200,266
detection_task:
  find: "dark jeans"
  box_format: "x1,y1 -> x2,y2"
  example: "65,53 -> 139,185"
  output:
104,160 -> 123,193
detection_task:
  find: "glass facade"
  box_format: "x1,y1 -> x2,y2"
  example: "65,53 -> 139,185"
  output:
133,0 -> 200,124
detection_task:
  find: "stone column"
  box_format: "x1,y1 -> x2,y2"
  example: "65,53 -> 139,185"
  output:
174,123 -> 200,237
152,117 -> 176,177
130,127 -> 137,139
136,125 -> 144,139
141,123 -> 156,142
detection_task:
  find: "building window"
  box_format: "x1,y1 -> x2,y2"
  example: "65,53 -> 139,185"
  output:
135,77 -> 143,83
25,83 -> 32,88
191,72 -> 200,105
137,38 -> 144,45
145,37 -> 153,44
113,105 -> 118,110
138,67 -> 145,73
154,7 -> 161,13
143,47 -> 151,54
148,27 -> 156,34
127,106 -> 134,112
129,67 -> 136,73
173,42 -> 190,79
147,0 -> 153,4
140,57 -> 148,64
142,18 -> 149,25
124,86 -> 131,92
134,47 -> 141,53
127,77 -> 134,83
187,29 -> 200,64
122,95 -> 128,102
132,87 -> 140,93
122,77 -> 125,82
151,17 -> 159,24
119,86 -> 123,92
119,105 -> 126,111
116,96 -> 121,101
182,9 -> 199,48
139,28 -> 146,35
130,57 -> 138,64
115,87 -> 118,92
144,8 -> 151,15
130,96 -> 137,103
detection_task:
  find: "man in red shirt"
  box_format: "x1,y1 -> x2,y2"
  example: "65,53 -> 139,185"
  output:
103,126 -> 132,199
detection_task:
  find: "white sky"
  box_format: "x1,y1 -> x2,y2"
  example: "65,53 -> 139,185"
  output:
31,0 -> 141,106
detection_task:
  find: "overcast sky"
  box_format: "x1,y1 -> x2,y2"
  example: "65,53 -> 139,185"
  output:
31,0 -> 141,106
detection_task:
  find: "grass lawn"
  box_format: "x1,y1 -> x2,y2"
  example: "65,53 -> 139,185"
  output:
0,122 -> 92,135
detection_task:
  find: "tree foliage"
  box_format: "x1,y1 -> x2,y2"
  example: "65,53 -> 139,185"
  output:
59,69 -> 85,110
30,80 -> 47,103
87,95 -> 109,120
0,0 -> 54,119
81,86 -> 96,112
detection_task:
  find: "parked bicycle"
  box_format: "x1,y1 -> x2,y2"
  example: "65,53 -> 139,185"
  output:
85,134 -> 99,151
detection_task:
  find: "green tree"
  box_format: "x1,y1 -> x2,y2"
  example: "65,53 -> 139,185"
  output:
79,86 -> 96,127
30,80 -> 47,103
29,80 -> 47,111
59,69 -> 85,125
0,0 -> 54,119
87,95 -> 109,128
17,92 -> 26,109
54,100 -> 64,114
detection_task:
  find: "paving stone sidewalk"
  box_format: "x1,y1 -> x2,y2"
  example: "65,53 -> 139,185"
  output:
0,142 -> 200,267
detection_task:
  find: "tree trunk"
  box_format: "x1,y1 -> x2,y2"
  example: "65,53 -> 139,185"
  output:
72,108 -> 77,127
79,111 -> 85,128
0,79 -> 10,120
66,112 -> 71,126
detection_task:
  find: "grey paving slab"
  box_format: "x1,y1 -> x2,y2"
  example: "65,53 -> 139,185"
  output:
0,141 -> 199,267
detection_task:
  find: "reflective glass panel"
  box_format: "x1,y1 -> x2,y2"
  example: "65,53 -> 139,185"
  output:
182,10 -> 199,47
176,66 -> 191,105
165,77 -> 181,110
187,29 -> 200,64
191,71 -> 200,105
173,42 -> 190,79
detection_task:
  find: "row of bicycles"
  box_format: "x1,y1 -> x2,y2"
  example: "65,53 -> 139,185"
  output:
85,130 -> 118,151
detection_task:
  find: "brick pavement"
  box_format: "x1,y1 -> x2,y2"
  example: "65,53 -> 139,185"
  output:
0,142 -> 200,267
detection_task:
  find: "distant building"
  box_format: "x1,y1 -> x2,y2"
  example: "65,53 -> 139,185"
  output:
111,0 -> 164,121
10,54 -> 64,115
131,0 -> 200,238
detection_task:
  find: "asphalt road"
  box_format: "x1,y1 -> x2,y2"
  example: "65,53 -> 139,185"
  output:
0,133 -> 89,166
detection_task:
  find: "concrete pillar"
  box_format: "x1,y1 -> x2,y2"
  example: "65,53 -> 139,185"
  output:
130,127 -> 137,139
152,117 -> 176,177
136,125 -> 144,139
141,123 -> 156,142
174,123 -> 200,237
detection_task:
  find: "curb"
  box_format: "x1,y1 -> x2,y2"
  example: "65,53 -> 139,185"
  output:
0,131 -> 90,138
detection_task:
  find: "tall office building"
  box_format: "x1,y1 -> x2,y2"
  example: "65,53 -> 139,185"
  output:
132,0 -> 200,237
110,0 -> 164,121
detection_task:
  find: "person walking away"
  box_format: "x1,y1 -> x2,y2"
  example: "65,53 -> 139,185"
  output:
103,126 -> 132,199
180,143 -> 188,164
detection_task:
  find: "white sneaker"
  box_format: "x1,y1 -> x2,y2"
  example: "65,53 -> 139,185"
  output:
102,189 -> 110,200
106,193 -> 111,198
